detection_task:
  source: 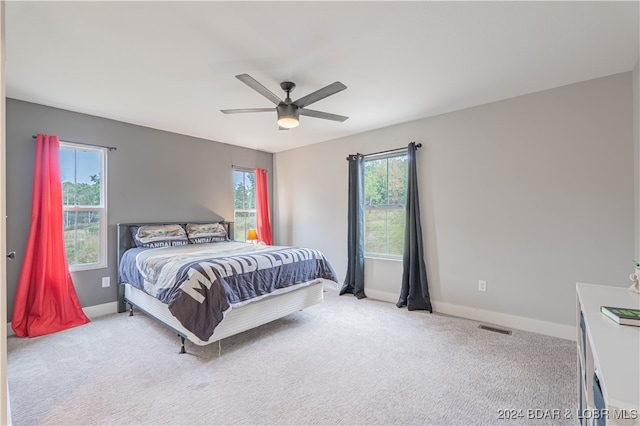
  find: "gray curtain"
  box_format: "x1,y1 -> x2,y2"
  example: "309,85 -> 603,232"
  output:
397,142 -> 432,311
340,154 -> 366,299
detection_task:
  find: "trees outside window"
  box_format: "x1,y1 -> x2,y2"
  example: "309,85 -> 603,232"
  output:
363,152 -> 408,258
233,169 -> 256,242
60,143 -> 107,270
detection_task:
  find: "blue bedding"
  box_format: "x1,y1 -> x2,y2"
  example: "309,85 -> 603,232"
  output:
119,242 -> 337,341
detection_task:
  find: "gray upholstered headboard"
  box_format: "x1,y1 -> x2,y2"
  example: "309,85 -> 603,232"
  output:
115,220 -> 234,312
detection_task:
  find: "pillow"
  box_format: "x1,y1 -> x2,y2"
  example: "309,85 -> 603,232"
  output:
186,222 -> 228,244
131,224 -> 189,248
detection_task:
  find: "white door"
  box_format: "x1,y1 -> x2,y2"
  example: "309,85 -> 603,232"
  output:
1,2 -> 10,424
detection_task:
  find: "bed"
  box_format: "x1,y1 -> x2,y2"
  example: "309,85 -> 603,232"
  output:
117,221 -> 338,352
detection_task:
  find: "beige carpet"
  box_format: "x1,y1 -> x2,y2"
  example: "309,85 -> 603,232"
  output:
7,283 -> 577,425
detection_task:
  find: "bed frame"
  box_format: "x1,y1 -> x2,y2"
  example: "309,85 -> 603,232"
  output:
116,221 -> 326,353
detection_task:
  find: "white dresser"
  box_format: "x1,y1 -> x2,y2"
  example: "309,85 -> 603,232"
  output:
576,283 -> 640,425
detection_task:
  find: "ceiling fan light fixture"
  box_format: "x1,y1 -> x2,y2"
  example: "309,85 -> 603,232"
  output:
277,116 -> 299,129
277,104 -> 300,129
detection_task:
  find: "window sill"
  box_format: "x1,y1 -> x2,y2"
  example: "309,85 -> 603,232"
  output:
69,263 -> 108,272
364,255 -> 402,262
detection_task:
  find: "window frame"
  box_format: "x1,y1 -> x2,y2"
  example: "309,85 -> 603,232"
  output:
232,168 -> 256,242
60,142 -> 108,271
363,149 -> 408,260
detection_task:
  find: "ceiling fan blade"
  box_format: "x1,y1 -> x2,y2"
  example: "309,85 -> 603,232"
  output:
299,108 -> 348,122
293,81 -> 347,109
236,74 -> 283,106
220,108 -> 274,114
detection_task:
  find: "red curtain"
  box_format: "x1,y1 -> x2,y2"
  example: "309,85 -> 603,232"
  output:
255,168 -> 273,245
12,134 -> 90,337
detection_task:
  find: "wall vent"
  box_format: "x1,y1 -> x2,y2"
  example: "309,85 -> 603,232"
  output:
478,324 -> 512,335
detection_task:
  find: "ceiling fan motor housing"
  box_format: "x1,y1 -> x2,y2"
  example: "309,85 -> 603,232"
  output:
277,103 -> 300,128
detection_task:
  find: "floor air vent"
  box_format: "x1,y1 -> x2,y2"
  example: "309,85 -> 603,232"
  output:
478,324 -> 512,335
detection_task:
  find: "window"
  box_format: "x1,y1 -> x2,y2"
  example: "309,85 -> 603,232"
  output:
364,151 -> 408,258
60,143 -> 107,270
233,169 -> 256,242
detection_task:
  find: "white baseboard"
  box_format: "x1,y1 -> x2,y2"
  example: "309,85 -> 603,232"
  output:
83,301 -> 118,318
432,300 -> 576,341
364,289 -> 576,341
6,301 -> 119,337
364,289 -> 399,304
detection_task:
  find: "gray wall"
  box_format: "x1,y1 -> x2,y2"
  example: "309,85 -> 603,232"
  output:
6,99 -> 273,320
274,72 -> 634,329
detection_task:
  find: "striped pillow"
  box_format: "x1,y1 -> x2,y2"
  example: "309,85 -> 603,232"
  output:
186,223 -> 228,244
131,224 -> 189,248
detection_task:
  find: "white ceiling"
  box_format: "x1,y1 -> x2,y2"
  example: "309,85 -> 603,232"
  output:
5,1 -> 639,153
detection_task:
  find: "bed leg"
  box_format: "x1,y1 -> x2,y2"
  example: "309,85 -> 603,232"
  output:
179,335 -> 186,354
128,303 -> 134,317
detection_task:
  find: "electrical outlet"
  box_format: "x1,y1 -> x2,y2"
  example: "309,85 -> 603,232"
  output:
478,280 -> 487,292
102,276 -> 110,288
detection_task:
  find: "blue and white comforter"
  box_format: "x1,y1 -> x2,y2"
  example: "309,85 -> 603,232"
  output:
119,242 -> 337,341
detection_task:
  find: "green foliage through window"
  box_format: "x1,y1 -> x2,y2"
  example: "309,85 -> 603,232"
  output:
60,144 -> 106,269
233,170 -> 256,241
364,152 -> 408,257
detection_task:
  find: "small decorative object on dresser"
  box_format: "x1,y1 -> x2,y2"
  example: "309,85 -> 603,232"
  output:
629,261 -> 640,294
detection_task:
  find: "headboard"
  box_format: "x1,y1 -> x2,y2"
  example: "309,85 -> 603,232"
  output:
116,220 -> 234,313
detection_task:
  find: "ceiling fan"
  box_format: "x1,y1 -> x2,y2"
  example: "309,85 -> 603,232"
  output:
221,74 -> 348,130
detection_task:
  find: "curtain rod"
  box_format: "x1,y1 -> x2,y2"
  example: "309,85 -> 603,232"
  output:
346,142 -> 422,160
232,164 -> 255,171
32,135 -> 117,151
